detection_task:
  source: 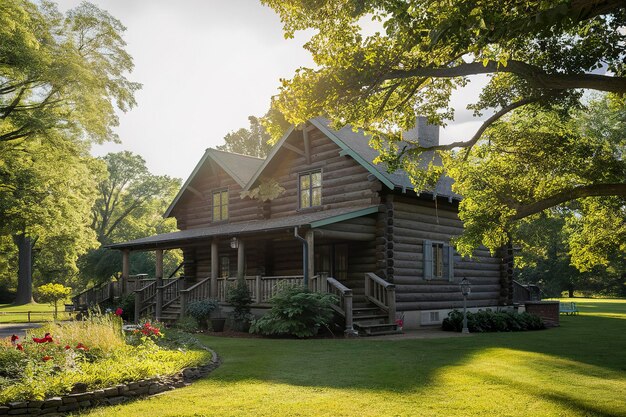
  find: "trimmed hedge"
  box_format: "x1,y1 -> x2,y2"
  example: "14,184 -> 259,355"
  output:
442,309 -> 545,333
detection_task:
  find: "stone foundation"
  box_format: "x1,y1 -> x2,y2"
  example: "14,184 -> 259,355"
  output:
0,348 -> 220,416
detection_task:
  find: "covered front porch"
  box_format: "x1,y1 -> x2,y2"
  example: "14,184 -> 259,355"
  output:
92,206 -> 399,334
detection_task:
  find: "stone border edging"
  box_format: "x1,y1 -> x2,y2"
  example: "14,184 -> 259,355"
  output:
0,346 -> 220,416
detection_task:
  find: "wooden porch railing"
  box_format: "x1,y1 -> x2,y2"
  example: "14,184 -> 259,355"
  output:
364,272 -> 396,324
217,275 -> 309,304
134,281 -> 157,322
72,281 -> 114,310
160,277 -> 183,310
179,277 -> 211,318
325,277 -> 355,334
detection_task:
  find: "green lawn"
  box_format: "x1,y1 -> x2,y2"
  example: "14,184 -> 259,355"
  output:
0,303 -> 71,323
77,298 -> 626,417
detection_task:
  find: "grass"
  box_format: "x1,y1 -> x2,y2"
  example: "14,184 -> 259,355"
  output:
0,303 -> 71,323
73,298 -> 626,417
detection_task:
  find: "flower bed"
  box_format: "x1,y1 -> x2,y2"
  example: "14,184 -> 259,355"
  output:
0,313 -> 213,405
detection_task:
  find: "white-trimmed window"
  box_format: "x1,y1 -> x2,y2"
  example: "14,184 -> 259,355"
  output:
423,240 -> 454,281
212,189 -> 228,221
299,170 -> 322,208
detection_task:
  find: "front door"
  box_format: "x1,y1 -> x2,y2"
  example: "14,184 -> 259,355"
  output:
315,243 -> 348,281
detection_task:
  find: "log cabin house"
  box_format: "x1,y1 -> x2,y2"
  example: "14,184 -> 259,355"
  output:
102,117 -> 513,334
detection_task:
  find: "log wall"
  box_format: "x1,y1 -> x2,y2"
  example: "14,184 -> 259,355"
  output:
387,194 -> 504,311
265,128 -> 381,218
171,162 -> 261,230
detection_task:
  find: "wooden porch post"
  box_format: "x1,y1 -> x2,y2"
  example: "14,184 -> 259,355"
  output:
211,239 -> 219,298
121,249 -> 130,296
306,230 -> 315,290
237,239 -> 245,284
155,249 -> 163,321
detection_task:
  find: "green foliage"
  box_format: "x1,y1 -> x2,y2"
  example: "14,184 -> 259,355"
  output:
0,313 -> 211,403
240,178 -> 285,202
226,282 -> 253,322
186,299 -> 219,325
217,115 -> 273,158
250,285 -> 338,338
79,151 -> 182,286
0,0 -> 140,144
36,283 -> 71,318
262,1 -> 625,272
175,315 -> 199,333
442,309 -> 545,333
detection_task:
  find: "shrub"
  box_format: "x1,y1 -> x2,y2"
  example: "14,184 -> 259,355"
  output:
175,315 -> 199,333
442,309 -> 545,333
186,299 -> 219,328
250,285 -> 338,338
226,281 -> 253,322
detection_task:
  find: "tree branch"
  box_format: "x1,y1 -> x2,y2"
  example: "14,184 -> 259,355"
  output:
404,95 -> 544,153
387,60 -> 626,93
511,183 -> 626,220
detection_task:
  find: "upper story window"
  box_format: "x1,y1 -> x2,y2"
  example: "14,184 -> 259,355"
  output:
299,170 -> 322,208
212,189 -> 228,221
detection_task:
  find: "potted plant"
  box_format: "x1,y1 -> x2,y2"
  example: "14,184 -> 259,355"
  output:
186,299 -> 219,331
226,281 -> 253,332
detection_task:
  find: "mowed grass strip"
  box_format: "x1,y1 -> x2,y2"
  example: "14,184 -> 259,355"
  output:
0,303 -> 71,323
77,298 -> 626,417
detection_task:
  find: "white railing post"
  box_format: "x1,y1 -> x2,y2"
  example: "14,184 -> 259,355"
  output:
344,290 -> 356,336
386,285 -> 396,324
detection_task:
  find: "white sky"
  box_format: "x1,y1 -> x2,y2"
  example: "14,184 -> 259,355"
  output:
55,0 -> 486,181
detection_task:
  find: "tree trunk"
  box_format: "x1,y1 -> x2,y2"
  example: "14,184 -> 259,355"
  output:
568,285 -> 574,298
12,234 -> 34,305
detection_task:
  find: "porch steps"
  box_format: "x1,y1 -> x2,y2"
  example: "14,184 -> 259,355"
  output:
160,301 -> 182,324
352,306 -> 401,336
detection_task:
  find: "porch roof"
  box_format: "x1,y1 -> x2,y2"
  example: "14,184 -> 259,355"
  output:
106,205 -> 379,251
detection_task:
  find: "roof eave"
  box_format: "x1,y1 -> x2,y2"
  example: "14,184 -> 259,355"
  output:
308,118 -> 396,190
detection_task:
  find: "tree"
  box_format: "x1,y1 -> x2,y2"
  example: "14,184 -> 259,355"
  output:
36,282 -> 72,319
91,151 -> 180,245
263,0 -> 625,259
0,0 -> 139,145
80,151 -> 182,286
0,137 -> 102,304
217,115 -> 273,158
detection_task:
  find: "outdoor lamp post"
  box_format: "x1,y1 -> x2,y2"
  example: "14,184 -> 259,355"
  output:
460,278 -> 471,334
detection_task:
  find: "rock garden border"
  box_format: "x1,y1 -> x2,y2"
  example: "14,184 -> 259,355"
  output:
0,346 -> 220,416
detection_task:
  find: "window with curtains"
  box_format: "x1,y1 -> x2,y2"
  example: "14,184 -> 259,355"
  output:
298,170 -> 322,208
423,240 -> 454,281
212,189 -> 228,221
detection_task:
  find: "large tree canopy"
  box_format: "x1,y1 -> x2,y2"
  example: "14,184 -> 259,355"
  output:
0,0 -> 139,144
263,0 -> 626,260
0,136 -> 102,303
80,151 -> 181,286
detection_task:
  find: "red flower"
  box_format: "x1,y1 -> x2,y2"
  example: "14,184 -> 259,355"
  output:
42,355 -> 52,361
16,344 -> 23,351
115,308 -> 123,316
33,333 -> 53,343
64,345 -> 71,350
75,343 -> 89,351
10,334 -> 19,344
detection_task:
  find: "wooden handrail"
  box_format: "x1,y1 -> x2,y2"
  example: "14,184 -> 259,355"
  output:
180,277 -> 211,319
134,281 -> 157,323
326,277 -> 355,335
364,272 -> 396,324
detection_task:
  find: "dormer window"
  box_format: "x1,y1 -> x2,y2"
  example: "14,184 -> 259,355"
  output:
299,170 -> 322,208
212,189 -> 228,221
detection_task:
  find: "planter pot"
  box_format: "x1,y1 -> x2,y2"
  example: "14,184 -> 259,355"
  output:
210,318 -> 226,332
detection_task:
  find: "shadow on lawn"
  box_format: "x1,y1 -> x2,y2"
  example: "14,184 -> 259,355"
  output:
202,312 -> 626,407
